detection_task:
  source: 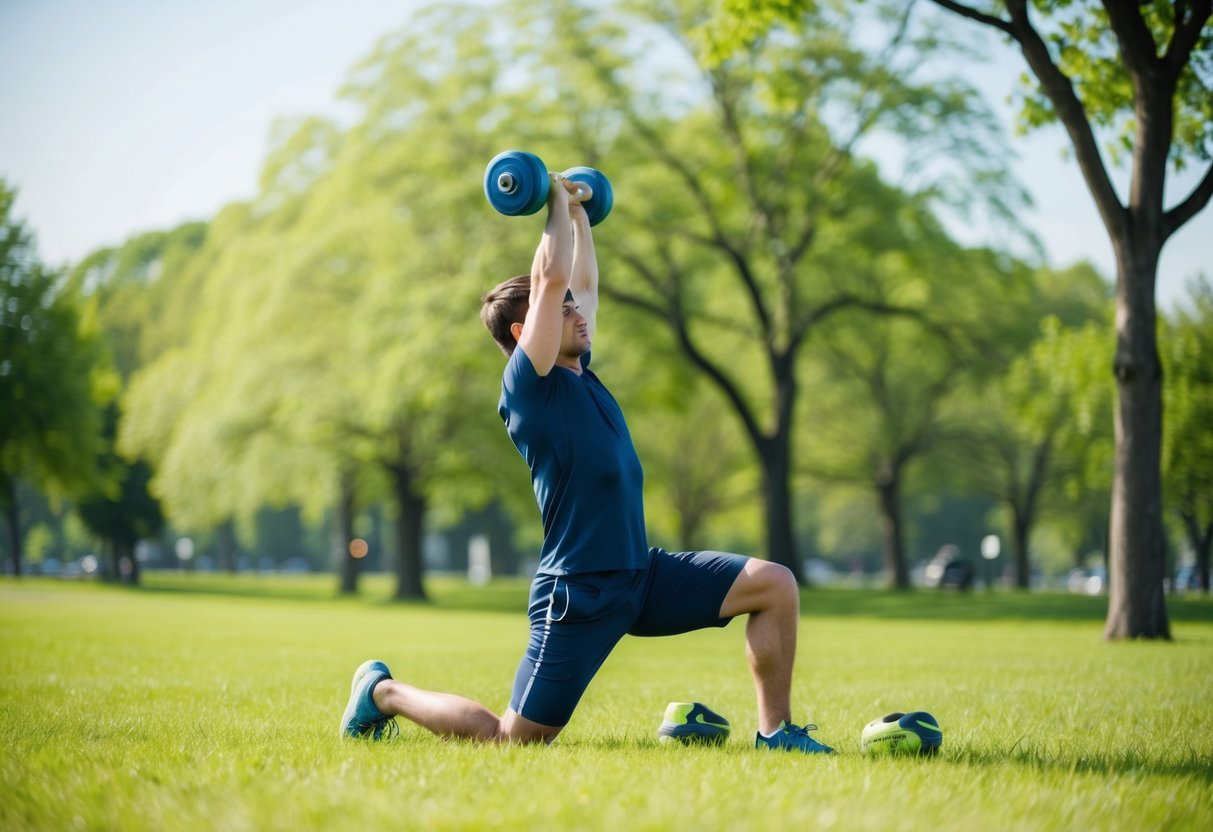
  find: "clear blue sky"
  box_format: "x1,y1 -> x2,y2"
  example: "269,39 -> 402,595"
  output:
1,0 -> 1208,309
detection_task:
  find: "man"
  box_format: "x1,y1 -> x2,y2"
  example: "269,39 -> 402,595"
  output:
340,172 -> 833,753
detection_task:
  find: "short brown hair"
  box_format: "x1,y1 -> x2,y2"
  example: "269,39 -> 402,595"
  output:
480,274 -> 530,356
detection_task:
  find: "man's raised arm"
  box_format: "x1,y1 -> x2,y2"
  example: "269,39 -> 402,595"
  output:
569,204 -> 598,340
515,174 -> 582,376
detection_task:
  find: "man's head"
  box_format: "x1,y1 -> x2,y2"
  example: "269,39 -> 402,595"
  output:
480,275 -> 591,360
481,274 -> 531,356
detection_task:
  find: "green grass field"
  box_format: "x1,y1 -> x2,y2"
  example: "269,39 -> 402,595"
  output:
2,574 -> 1211,831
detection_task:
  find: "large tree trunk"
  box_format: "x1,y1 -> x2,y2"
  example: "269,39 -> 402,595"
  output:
759,424 -> 804,585
389,463 -> 427,601
1011,510 -> 1031,590
1010,436 -> 1050,590
1180,511 -> 1212,595
875,465 -> 909,589
215,519 -> 238,573
1104,249 -> 1170,639
2,477 -> 21,577
119,540 -> 140,586
333,472 -> 359,595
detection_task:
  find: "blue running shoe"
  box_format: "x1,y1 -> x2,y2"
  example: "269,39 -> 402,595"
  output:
340,660 -> 396,740
755,721 -> 835,754
658,702 -> 731,745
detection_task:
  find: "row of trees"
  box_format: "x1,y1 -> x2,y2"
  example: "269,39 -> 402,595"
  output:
3,1 -> 1210,636
711,0 -> 1212,635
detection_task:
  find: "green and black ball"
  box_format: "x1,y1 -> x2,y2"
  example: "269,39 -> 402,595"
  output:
860,711 -> 943,756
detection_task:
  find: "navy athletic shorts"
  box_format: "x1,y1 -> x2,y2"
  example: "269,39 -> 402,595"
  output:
509,547 -> 749,727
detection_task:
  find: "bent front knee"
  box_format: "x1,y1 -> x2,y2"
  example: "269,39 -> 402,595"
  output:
764,562 -> 800,610
721,559 -> 800,618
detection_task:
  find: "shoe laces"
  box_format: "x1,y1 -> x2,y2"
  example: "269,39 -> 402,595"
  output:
785,722 -> 819,736
374,717 -> 400,741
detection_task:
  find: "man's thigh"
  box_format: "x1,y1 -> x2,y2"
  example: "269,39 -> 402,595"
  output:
629,549 -> 749,637
509,572 -> 639,727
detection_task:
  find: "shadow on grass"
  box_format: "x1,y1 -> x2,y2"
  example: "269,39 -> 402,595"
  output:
17,574 -> 1212,624
447,732 -> 1213,782
946,745 -> 1213,782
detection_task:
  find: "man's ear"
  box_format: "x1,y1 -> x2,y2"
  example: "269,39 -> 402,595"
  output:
509,321 -> 524,342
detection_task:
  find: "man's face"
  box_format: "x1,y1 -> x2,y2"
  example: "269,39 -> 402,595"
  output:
560,299 -> 591,357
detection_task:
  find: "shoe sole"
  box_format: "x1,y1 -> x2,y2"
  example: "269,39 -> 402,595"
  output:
658,721 -> 730,744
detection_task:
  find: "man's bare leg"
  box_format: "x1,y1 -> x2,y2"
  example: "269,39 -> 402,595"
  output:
718,558 -> 800,736
372,680 -> 561,744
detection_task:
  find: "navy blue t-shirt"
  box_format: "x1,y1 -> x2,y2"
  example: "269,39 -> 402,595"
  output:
499,347 -> 648,576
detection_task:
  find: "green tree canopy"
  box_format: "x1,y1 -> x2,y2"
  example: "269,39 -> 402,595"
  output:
0,181 -> 111,575
709,0 -> 1213,639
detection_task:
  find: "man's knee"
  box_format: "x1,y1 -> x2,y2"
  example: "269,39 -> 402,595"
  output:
499,709 -> 562,744
721,559 -> 799,617
758,561 -> 799,608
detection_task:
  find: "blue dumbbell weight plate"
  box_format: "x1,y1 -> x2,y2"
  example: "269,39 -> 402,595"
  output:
484,150 -> 550,217
562,166 -> 613,227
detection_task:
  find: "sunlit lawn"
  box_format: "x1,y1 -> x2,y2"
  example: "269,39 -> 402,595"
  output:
2,574 -> 1211,831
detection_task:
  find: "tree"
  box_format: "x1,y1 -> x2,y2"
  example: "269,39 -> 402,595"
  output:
1162,277 -> 1213,593
540,0 -> 1027,581
985,314 -> 1114,587
0,181 -> 109,575
62,224 -> 207,583
920,0 -> 1213,640
68,222 -> 209,379
714,0 -> 1213,637
799,243 -> 1013,587
116,200 -> 341,573
75,406 -> 164,584
949,261 -> 1112,588
119,6 -> 532,599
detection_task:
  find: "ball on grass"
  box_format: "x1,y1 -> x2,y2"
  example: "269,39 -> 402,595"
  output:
860,711 -> 943,756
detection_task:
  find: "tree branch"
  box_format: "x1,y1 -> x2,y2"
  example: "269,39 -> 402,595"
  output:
1164,160 -> 1213,240
600,282 -> 667,321
671,315 -> 766,450
932,1 -> 1128,237
1006,1 -> 1129,240
1164,0 -> 1212,76
927,0 -> 1014,35
1103,0 -> 1160,81
609,249 -> 766,448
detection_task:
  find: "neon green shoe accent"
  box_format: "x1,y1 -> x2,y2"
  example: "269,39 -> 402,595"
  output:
663,702 -> 729,729
658,702 -> 731,744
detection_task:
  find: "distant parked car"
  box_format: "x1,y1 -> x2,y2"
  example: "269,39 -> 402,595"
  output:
35,558 -> 61,576
1066,567 -> 1106,595
803,558 -> 838,586
1174,567 -> 1204,594
925,546 -> 974,591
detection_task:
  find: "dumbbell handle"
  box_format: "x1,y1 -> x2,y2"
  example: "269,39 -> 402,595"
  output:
554,172 -> 592,203
497,170 -> 590,202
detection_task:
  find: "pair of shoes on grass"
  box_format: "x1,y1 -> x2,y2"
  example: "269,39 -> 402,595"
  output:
659,701 -> 834,754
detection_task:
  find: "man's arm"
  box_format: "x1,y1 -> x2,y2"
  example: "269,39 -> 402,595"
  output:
515,175 -> 580,377
568,204 -> 598,339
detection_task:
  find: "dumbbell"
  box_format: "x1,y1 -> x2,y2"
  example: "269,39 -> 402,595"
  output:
484,150 -> 614,226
